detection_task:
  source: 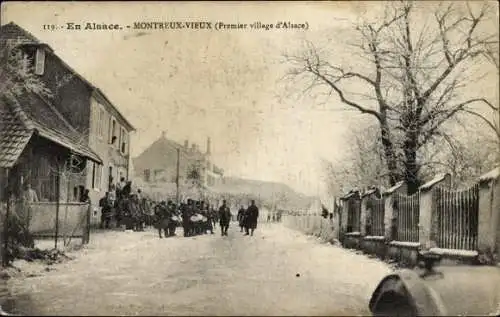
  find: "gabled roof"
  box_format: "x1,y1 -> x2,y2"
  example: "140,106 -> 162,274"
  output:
0,22 -> 135,132
134,134 -> 206,164
0,92 -> 102,168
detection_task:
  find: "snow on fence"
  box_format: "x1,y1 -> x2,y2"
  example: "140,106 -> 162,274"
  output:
394,191 -> 420,242
434,184 -> 479,251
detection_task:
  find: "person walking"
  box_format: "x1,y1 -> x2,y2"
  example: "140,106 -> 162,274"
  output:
219,200 -> 231,236
237,205 -> 246,232
245,200 -> 259,236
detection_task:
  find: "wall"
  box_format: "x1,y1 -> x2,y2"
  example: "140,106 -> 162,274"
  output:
87,96 -> 130,209
36,50 -> 92,136
284,169 -> 500,268
28,202 -> 89,237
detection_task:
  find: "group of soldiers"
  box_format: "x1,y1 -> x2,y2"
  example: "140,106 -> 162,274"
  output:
98,184 -> 259,238
154,199 -> 220,238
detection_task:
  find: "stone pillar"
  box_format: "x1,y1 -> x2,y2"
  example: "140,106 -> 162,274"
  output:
339,198 -> 349,233
419,173 -> 451,250
478,168 -> 500,257
383,181 -> 406,241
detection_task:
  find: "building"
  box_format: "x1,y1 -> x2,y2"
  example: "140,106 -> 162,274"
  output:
0,22 -> 135,209
132,132 -> 224,192
0,90 -> 102,203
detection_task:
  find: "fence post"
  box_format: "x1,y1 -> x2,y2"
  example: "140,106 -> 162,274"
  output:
418,173 -> 451,250
383,181 -> 405,241
477,168 -> 500,260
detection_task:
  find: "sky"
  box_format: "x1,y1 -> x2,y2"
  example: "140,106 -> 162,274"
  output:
2,1 -> 498,197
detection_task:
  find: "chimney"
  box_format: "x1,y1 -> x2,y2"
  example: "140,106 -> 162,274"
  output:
191,143 -> 196,152
206,137 -> 211,155
161,131 -> 167,138
184,140 -> 189,148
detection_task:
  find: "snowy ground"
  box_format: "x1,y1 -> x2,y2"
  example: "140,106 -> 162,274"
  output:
4,223 -> 391,316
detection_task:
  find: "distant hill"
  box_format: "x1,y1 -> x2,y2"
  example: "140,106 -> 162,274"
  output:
212,176 -> 315,211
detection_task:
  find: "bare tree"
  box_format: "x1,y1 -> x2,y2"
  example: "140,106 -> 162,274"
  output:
186,159 -> 207,200
0,39 -> 52,101
284,1 -> 498,193
321,121 -> 391,198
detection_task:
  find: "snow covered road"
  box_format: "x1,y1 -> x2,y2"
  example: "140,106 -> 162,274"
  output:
7,223 -> 391,316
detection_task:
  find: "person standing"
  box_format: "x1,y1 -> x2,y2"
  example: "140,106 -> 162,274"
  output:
219,200 -> 231,236
155,201 -> 170,239
99,192 -> 113,229
245,200 -> 259,236
237,205 -> 246,232
182,199 -> 192,237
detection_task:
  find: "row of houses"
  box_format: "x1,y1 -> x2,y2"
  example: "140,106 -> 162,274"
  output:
0,22 -> 134,214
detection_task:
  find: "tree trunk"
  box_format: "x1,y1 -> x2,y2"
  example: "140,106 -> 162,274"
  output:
379,120 -> 398,186
404,131 -> 421,195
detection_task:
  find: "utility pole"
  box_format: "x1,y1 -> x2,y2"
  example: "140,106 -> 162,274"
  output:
176,148 -> 180,205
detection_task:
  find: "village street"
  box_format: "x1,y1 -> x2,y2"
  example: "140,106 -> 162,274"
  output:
5,223 -> 391,316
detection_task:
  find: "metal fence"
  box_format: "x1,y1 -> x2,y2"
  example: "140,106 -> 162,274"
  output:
368,197 -> 385,236
394,192 -> 420,242
434,184 -> 479,250
346,198 -> 361,233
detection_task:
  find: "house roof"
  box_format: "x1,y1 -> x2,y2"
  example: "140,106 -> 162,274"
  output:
0,22 -> 135,132
0,97 -> 32,168
134,133 -> 224,174
0,93 -> 103,168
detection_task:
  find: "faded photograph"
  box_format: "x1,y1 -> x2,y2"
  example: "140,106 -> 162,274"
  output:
0,1 -> 499,316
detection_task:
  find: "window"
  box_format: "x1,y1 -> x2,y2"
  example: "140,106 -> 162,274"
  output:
34,48 -> 45,75
98,108 -> 105,138
109,118 -> 117,145
120,128 -> 128,154
144,169 -> 151,182
91,163 -> 102,189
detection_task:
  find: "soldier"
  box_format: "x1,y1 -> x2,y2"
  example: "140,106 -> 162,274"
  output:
130,194 -> 143,232
237,206 -> 246,232
182,199 -> 193,237
99,192 -> 113,229
167,201 -> 178,236
245,200 -> 259,236
205,202 -> 214,234
154,201 -> 169,239
219,200 -> 231,236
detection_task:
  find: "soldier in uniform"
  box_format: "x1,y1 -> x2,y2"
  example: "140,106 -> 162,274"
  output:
182,199 -> 193,237
167,200 -> 178,236
237,205 -> 246,232
205,202 -> 214,234
245,200 -> 259,236
219,200 -> 231,236
154,201 -> 169,239
99,192 -> 113,229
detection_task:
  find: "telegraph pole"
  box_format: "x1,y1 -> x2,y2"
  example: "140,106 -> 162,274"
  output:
176,148 -> 180,205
